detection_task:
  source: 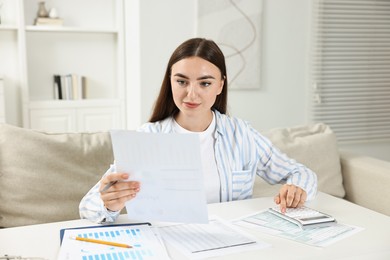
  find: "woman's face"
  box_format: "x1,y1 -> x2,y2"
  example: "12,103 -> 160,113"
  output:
170,56 -> 224,120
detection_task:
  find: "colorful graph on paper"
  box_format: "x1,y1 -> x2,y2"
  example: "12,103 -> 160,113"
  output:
57,225 -> 170,260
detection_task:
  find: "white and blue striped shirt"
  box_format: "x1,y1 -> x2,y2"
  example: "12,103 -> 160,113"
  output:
79,110 -> 317,223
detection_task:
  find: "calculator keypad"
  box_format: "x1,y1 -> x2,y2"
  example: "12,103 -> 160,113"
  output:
271,206 -> 321,218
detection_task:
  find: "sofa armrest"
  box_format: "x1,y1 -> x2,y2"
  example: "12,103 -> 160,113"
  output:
340,151 -> 390,216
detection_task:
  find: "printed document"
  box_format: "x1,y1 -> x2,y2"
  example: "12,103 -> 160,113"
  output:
159,217 -> 271,259
233,210 -> 363,247
110,130 -> 208,224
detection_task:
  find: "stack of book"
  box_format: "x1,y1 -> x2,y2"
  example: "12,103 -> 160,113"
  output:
35,17 -> 64,26
53,74 -> 87,100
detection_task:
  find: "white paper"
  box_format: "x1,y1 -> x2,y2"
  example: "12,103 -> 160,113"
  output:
158,217 -> 271,259
233,210 -> 364,247
57,225 -> 170,260
110,130 -> 208,224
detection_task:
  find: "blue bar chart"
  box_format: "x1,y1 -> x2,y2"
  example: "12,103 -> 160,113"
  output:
58,225 -> 170,260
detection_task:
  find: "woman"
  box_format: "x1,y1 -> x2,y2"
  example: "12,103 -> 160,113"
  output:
79,38 -> 317,223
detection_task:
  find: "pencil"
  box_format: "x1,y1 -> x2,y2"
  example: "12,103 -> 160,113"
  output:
71,236 -> 132,248
100,180 -> 118,192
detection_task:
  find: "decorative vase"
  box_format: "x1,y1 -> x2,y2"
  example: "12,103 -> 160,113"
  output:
37,1 -> 48,18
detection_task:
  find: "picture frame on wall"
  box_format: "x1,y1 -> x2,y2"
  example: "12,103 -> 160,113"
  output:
196,0 -> 263,90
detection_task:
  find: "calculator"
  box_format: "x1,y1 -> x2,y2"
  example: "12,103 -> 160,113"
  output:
268,206 -> 336,229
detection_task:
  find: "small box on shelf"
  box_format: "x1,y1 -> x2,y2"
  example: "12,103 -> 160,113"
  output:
35,17 -> 63,26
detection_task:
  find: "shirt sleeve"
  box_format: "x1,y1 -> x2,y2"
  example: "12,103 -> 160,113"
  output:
253,128 -> 318,201
79,164 -> 120,223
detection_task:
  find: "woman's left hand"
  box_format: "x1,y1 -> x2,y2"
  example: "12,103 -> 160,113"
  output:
274,184 -> 307,213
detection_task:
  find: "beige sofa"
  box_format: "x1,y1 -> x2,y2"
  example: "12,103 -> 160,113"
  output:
0,123 -> 389,228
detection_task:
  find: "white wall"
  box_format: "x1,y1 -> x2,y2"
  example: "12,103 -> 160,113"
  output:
138,0 -> 197,122
228,0 -> 311,131
0,31 -> 22,127
129,0 -> 389,161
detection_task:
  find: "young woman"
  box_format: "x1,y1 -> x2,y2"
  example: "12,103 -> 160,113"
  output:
79,38 -> 317,223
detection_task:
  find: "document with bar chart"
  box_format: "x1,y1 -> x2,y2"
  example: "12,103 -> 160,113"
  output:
57,224 -> 170,260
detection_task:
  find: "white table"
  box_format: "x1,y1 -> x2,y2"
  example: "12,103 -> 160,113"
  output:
1,192 -> 390,260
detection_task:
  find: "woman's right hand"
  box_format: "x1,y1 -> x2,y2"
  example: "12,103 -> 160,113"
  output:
99,172 -> 140,212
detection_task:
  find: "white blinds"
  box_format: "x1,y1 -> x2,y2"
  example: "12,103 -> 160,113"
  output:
310,0 -> 390,143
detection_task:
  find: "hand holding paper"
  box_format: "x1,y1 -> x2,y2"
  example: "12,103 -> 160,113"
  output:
110,130 -> 208,224
99,172 -> 141,212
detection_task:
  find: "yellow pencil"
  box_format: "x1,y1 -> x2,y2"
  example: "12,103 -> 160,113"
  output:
71,236 -> 132,248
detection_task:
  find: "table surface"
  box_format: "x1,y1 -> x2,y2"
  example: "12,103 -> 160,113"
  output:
1,192 -> 390,260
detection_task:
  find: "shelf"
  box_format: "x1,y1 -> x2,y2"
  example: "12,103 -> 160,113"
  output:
0,25 -> 18,31
25,25 -> 118,34
28,99 -> 124,109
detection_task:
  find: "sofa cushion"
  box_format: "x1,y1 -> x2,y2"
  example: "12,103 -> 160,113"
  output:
0,124 -> 113,228
253,123 -> 345,199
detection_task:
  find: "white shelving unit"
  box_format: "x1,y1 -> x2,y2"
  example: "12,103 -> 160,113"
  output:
0,0 -> 21,126
0,76 -> 5,123
1,0 -> 126,132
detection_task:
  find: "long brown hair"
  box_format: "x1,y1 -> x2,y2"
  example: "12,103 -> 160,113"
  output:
149,38 -> 228,122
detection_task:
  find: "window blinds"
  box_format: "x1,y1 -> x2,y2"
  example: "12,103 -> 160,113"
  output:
310,0 -> 390,143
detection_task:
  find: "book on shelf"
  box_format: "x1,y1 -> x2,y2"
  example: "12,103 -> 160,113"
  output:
35,17 -> 64,26
53,74 -> 87,100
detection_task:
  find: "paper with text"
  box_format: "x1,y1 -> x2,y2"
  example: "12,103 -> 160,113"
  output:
233,210 -> 364,247
158,217 -> 271,259
110,130 -> 208,224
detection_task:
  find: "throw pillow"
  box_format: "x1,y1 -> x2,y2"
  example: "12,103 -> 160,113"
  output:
0,124 -> 114,228
253,123 -> 345,199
